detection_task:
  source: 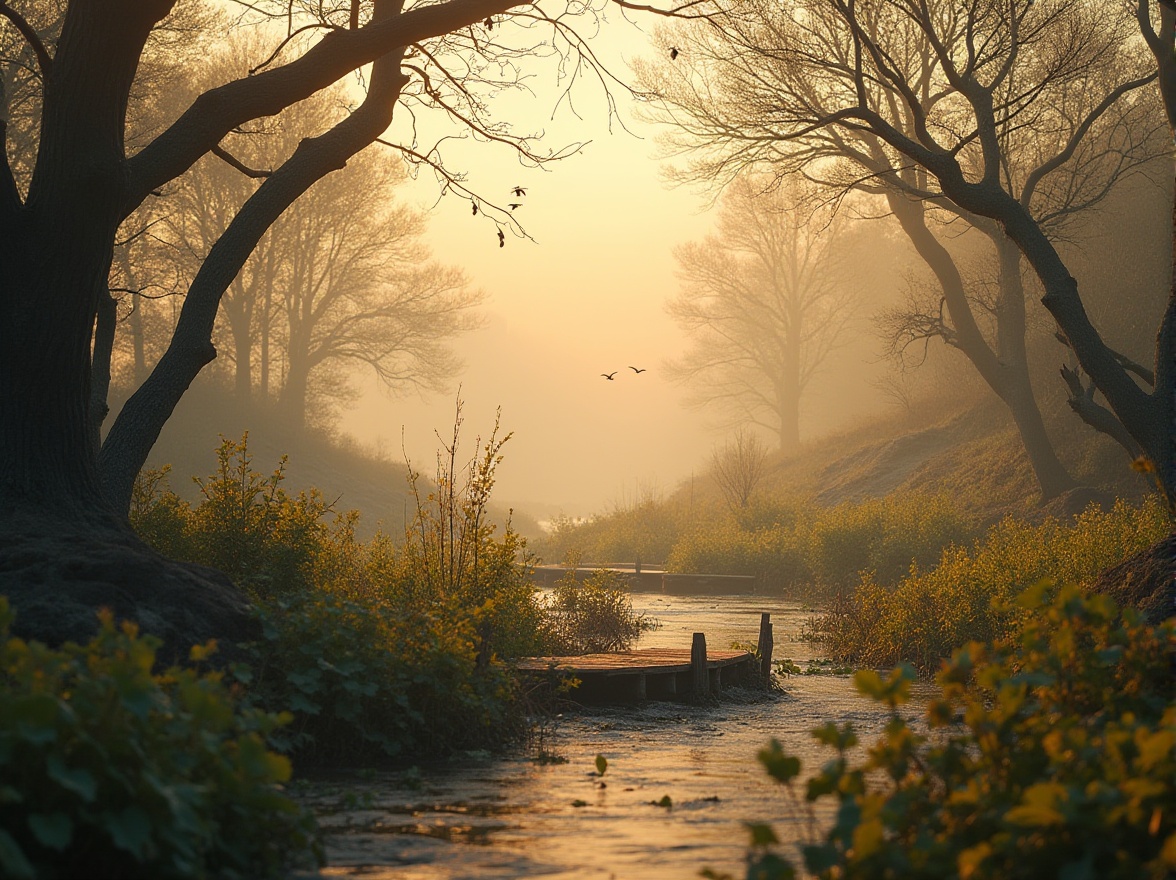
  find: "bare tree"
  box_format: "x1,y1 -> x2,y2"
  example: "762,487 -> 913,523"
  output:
638,0 -> 1164,502
0,0 -> 664,647
668,174 -> 856,450
165,76 -> 481,429
711,429 -> 769,513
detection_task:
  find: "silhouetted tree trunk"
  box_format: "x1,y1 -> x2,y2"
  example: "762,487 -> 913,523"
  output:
888,194 -> 1075,501
778,309 -> 801,449
0,0 -> 511,650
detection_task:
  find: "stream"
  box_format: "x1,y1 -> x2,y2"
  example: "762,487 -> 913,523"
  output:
300,594 -> 917,879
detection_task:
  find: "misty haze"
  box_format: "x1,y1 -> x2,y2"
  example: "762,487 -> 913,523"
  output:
1,1 -> 1173,878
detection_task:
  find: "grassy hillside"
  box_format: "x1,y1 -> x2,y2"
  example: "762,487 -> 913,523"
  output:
535,387 -> 1151,574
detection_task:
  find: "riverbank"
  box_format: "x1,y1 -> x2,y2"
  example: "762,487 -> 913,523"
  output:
295,595 -> 913,878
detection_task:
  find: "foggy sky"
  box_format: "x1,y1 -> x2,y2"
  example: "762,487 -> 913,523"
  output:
337,16 -> 897,519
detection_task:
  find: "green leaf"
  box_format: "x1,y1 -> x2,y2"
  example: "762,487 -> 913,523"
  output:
853,669 -> 885,700
1059,855 -> 1095,880
746,822 -> 779,846
758,740 -> 801,783
288,693 -> 321,715
0,829 -> 34,880
748,852 -> 796,880
46,755 -> 97,803
802,843 -> 839,874
12,693 -> 59,744
28,812 -> 73,851
105,805 -> 153,858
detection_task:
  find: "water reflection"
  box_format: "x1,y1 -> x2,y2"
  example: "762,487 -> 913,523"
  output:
306,595 -> 908,879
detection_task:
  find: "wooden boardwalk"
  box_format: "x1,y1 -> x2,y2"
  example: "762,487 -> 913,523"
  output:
517,646 -> 755,702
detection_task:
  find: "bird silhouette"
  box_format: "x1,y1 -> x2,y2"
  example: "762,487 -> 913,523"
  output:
512,186 -> 527,197
669,47 -> 680,60
471,201 -> 478,215
497,229 -> 505,248
629,366 -> 646,374
508,202 -> 523,210
601,372 -> 617,380
483,16 -> 494,28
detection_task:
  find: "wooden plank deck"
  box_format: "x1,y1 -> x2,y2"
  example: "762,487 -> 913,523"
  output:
516,648 -> 752,676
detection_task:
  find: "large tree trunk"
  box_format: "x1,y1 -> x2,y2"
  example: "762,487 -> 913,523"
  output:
888,193 -> 1075,502
231,312 -> 253,405
991,235 -> 1076,501
279,356 -> 309,431
0,0 -> 256,657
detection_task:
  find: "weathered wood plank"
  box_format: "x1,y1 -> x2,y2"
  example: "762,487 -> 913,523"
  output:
516,648 -> 750,675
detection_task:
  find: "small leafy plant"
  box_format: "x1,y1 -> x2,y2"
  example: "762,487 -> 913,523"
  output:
710,585 -> 1176,880
0,598 -> 321,879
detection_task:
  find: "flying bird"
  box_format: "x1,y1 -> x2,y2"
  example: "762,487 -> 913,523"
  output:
669,47 -> 680,60
601,372 -> 617,380
508,202 -> 523,210
512,186 -> 527,197
629,366 -> 646,374
497,229 -> 505,248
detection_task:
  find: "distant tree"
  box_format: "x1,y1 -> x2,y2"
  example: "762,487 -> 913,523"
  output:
164,78 -> 481,430
668,174 -> 855,450
710,429 -> 769,513
638,0 -> 1163,501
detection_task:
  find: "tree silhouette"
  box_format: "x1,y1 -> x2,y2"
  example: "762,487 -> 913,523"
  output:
638,0 -> 1163,501
668,174 -> 855,450
0,0 -> 648,647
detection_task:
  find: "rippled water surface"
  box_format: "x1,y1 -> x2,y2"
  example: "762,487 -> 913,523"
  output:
303,594 -> 912,879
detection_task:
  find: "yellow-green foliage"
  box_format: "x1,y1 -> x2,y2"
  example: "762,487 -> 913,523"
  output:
0,598 -> 320,880
542,495 -> 689,565
131,433 -> 544,761
667,494 -> 973,592
130,427 -> 645,761
715,587 -> 1176,880
811,497 -> 1170,669
131,436 -> 356,600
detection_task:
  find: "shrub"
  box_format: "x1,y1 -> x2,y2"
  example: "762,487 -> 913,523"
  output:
245,589 -> 522,763
712,586 -> 1176,880
130,408 -> 662,762
131,434 -> 355,601
0,598 -> 321,880
540,568 -> 657,654
666,493 -> 973,595
810,496 -> 1170,668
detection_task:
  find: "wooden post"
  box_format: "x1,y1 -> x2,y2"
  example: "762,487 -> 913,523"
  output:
757,612 -> 773,683
691,632 -> 709,698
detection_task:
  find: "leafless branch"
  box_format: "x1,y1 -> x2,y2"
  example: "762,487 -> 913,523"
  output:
211,144 -> 271,179
0,2 -> 52,76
